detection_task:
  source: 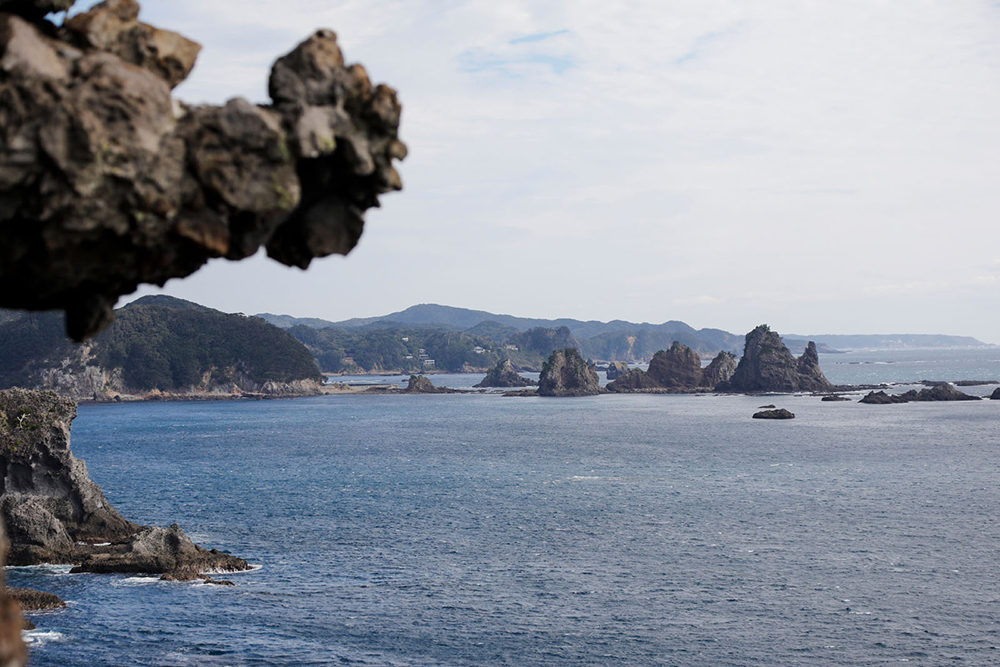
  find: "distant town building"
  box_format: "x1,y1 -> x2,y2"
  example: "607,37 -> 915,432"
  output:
473,346 -> 485,354
504,344 -> 519,351
423,359 -> 435,367
401,337 -> 409,342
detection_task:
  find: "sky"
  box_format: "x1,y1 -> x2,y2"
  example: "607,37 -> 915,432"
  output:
72,1 -> 1000,342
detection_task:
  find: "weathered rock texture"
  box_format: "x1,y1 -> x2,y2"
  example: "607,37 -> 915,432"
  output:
701,351 -> 737,388
752,408 -> 795,420
537,349 -> 602,397
0,388 -> 248,575
859,390 -> 908,405
606,343 -> 735,393
605,361 -> 629,381
720,326 -> 832,393
5,587 -> 64,611
0,0 -> 405,341
474,359 -> 536,388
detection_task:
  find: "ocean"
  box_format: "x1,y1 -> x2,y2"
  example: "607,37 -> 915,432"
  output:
9,349 -> 1000,666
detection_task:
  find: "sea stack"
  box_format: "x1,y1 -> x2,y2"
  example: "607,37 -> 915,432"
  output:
0,388 -> 248,577
537,349 -> 602,397
720,325 -> 832,393
474,359 -> 536,388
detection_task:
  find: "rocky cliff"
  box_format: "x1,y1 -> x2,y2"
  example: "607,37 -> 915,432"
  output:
0,388 -> 248,576
721,325 -> 832,393
474,359 -> 536,388
0,0 -> 405,341
537,349 -> 602,397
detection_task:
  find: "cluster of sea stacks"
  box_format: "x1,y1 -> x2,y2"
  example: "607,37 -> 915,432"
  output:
522,324 -> 834,397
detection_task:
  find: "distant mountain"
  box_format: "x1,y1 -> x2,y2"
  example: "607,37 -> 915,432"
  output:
272,303 -> 710,342
0,298 -> 321,399
786,333 -> 994,350
257,312 -> 339,329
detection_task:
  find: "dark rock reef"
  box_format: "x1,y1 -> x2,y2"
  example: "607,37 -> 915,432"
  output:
474,359 -> 536,388
860,385 -> 979,404
537,349 -> 602,397
0,0 -> 406,341
720,326 -> 832,393
5,587 -> 64,612
992,388 -> 1000,400
821,395 -> 852,402
0,388 -> 249,577
605,361 -> 630,381
404,375 -> 458,394
753,408 -> 795,420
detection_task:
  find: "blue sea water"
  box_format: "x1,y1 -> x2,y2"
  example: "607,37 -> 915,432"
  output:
9,351 -> 1000,666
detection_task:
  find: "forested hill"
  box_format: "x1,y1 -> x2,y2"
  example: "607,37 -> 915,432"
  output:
0,297 -> 321,399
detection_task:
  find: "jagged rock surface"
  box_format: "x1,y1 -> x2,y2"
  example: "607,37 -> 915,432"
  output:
721,326 -> 832,393
0,0 -> 406,341
701,351 -> 737,388
901,385 -> 979,402
537,349 -> 601,397
607,343 -> 732,393
646,341 -> 703,388
0,388 -> 249,574
605,361 -> 629,381
5,587 -> 64,611
474,359 -> 535,388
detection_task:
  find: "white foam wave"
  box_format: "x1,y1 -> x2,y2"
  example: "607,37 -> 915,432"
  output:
112,576 -> 161,586
22,630 -> 67,646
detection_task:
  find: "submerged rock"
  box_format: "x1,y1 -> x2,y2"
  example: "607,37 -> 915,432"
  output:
721,326 -> 832,393
821,395 -> 852,402
4,588 -> 65,612
474,359 -> 536,388
752,408 -> 795,420
0,389 -> 249,576
538,349 -> 602,397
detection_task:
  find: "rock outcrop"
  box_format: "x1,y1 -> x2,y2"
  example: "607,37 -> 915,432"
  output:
859,385 -> 979,404
537,349 -> 602,397
404,375 -> 457,394
821,395 -> 852,402
474,359 -> 536,388
701,351 -> 737,388
646,341 -> 703,388
0,0 -> 406,341
992,388 -> 1000,400
720,326 -> 832,393
606,343 -> 734,393
605,361 -> 630,381
5,588 -> 64,612
0,388 -> 249,576
860,390 -> 908,404
752,408 -> 795,419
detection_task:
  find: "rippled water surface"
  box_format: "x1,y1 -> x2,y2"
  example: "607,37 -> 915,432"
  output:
9,353 -> 1000,665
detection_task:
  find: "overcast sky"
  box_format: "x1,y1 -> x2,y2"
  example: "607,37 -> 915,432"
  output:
80,1 -> 1000,342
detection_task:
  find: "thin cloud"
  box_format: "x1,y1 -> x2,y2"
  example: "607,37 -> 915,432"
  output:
509,29 -> 570,45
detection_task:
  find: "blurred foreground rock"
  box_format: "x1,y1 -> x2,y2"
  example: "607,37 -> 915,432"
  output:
0,0 -> 405,341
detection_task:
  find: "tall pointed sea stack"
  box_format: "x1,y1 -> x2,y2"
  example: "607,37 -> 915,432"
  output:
537,349 -> 601,397
722,325 -> 832,392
